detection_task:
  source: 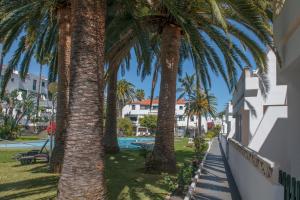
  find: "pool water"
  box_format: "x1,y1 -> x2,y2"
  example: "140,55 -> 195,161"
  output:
0,137 -> 154,149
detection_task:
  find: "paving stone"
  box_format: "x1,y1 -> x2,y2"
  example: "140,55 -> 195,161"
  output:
192,138 -> 241,200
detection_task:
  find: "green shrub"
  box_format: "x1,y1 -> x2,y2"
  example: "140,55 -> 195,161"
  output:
162,174 -> 177,193
139,115 -> 157,134
0,120 -> 20,140
194,136 -> 207,161
206,130 -> 217,139
117,117 -> 133,136
177,163 -> 194,194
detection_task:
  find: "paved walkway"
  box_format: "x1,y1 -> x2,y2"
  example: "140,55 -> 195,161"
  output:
192,138 -> 241,200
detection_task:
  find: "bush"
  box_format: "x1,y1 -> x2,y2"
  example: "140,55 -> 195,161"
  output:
139,115 -> 157,134
162,174 -> 178,193
117,117 -> 134,136
0,121 -> 20,140
177,163 -> 195,194
194,136 -> 207,161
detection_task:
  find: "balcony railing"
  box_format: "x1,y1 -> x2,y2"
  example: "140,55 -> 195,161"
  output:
279,170 -> 300,200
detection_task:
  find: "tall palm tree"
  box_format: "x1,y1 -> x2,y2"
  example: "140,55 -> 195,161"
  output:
177,73 -> 196,135
50,2 -> 71,173
135,89 -> 145,101
116,79 -> 136,116
0,0 -> 71,173
189,91 -> 217,136
57,0 -> 106,199
134,0 -> 275,172
103,2 -> 153,153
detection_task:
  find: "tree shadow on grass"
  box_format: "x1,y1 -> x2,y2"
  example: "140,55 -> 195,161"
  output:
0,176 -> 58,193
0,186 -> 56,200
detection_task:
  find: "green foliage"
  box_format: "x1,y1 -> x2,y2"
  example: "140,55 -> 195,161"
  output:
139,115 -> 157,134
213,125 -> 222,134
117,117 -> 133,136
206,125 -> 221,139
194,136 -> 207,161
177,163 -> 195,194
162,174 -> 178,193
0,121 -> 20,140
0,90 -> 35,139
135,89 -> 145,101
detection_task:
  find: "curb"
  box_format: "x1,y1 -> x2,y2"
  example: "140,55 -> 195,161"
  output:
183,139 -> 213,200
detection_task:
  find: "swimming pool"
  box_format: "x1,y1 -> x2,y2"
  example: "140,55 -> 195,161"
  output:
0,137 -> 154,149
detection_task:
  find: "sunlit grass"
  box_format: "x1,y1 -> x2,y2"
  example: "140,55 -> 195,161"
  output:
0,138 -> 193,200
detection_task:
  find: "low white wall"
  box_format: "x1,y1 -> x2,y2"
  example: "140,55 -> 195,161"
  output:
226,142 -> 284,200
219,134 -> 228,158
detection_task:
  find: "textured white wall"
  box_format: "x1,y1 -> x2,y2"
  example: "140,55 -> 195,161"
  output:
227,143 -> 284,200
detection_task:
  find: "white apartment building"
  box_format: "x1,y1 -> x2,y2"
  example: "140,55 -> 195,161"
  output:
219,5 -> 300,196
1,66 -> 54,127
1,66 -> 52,108
122,99 -> 207,136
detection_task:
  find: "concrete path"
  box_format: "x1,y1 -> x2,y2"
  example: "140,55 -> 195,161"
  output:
192,138 -> 241,200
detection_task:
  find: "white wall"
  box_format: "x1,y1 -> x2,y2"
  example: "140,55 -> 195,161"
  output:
226,142 -> 284,200
273,0 -> 300,178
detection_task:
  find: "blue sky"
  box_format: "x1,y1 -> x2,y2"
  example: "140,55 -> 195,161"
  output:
2,40 -> 252,113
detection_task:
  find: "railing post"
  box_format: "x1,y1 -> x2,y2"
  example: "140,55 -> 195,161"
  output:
297,181 -> 300,200
292,178 -> 296,200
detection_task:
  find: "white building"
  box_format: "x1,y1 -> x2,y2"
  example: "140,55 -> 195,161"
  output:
122,99 -> 207,136
1,65 -> 52,109
219,51 -> 287,200
1,66 -> 54,127
219,4 -> 300,196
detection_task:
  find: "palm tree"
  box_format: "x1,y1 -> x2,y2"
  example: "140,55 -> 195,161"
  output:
135,89 -> 145,101
103,2 -> 153,153
0,0 -> 71,173
50,3 -> 71,173
57,0 -> 106,199
116,79 -> 136,116
135,0 -> 275,172
177,73 -> 195,135
189,91 -> 217,137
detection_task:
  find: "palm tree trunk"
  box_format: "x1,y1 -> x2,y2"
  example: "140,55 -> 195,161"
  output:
50,6 -> 71,173
146,24 -> 181,173
0,51 -> 4,81
198,114 -> 202,137
103,66 -> 120,153
36,64 -> 42,120
57,0 -> 106,199
185,101 -> 190,136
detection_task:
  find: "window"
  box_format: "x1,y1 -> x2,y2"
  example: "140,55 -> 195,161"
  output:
130,116 -> 137,122
42,81 -> 45,87
152,105 -> 158,110
178,115 -> 185,121
11,78 -> 14,82
132,105 -> 136,110
191,116 -> 194,122
33,80 -> 37,90
179,106 -> 183,110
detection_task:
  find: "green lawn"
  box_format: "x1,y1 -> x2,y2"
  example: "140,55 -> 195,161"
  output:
15,136 -> 42,142
0,138 -> 194,200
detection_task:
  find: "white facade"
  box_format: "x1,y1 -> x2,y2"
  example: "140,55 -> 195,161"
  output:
230,51 -> 287,146
272,0 -> 300,178
219,3 -> 300,197
1,66 -> 54,127
1,66 -> 52,109
122,99 -> 207,136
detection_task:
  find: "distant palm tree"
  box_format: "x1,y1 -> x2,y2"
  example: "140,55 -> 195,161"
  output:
135,89 -> 145,101
117,79 -> 136,116
177,73 -> 196,135
189,91 -> 217,137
